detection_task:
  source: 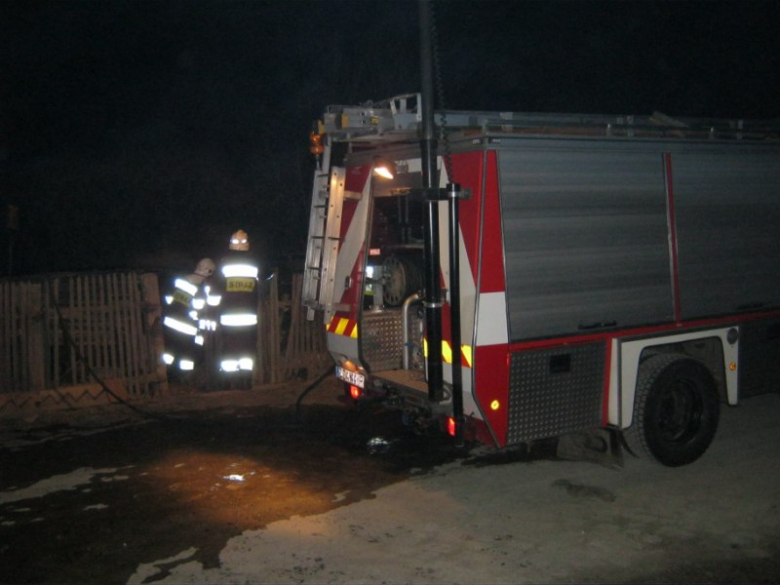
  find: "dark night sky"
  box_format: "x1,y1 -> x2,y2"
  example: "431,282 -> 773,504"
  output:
2,0 -> 778,276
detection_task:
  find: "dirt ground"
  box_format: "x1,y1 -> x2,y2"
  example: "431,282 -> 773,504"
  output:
1,378 -> 780,584
0,378 -> 468,584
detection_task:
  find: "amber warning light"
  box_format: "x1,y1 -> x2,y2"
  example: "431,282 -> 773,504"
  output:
309,131 -> 324,155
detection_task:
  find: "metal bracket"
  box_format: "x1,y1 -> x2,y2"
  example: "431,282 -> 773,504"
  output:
405,183 -> 471,202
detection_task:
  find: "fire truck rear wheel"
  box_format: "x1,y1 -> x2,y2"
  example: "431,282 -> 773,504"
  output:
623,354 -> 719,467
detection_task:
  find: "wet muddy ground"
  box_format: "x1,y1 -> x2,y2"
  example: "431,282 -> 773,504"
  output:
1,388 -> 487,584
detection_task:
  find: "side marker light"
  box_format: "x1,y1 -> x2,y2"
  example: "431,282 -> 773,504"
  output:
490,399 -> 500,411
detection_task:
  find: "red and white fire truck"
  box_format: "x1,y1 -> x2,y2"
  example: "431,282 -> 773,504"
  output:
302,93 -> 780,467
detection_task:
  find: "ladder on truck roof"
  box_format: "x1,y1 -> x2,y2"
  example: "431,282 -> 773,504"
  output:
320,93 -> 780,144
302,139 -> 346,321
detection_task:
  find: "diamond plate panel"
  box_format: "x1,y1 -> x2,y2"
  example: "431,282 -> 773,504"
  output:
507,343 -> 605,445
361,310 -> 404,371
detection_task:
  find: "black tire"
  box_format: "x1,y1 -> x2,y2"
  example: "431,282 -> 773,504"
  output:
623,354 -> 720,467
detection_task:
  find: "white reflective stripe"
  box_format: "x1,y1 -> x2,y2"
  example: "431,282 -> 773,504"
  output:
179,359 -> 195,371
194,335 -> 204,346
221,264 -> 259,278
163,316 -> 198,336
476,292 -> 509,345
162,353 -> 175,365
220,358 -> 254,372
220,360 -> 239,372
164,295 -> 174,305
192,298 -> 206,310
207,294 -> 222,306
220,313 -> 258,326
188,310 -> 199,321
174,278 -> 199,296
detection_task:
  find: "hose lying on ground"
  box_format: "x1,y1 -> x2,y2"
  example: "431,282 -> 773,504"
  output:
294,367 -> 334,421
53,298 -> 172,422
55,296 -> 336,426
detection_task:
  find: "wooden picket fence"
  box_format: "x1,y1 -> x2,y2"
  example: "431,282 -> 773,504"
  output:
256,272 -> 332,385
0,270 -> 331,416
0,272 -> 167,415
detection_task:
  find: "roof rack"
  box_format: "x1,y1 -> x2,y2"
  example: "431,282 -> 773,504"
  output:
320,93 -> 780,144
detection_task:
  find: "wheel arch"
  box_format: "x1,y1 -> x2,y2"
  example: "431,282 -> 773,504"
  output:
613,326 -> 739,430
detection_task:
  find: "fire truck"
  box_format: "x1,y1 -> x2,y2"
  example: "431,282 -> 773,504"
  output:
302,93 -> 780,467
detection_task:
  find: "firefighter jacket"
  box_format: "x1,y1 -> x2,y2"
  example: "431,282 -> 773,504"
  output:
161,273 -> 206,372
216,252 -> 259,372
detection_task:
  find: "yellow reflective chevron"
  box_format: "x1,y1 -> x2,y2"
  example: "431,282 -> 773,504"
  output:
461,345 -> 473,368
326,315 -> 358,338
423,339 -> 473,367
334,318 -> 349,336
441,340 -> 453,364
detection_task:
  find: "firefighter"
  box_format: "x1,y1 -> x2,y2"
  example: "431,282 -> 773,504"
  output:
194,263 -> 223,391
161,258 -> 216,381
216,229 -> 259,389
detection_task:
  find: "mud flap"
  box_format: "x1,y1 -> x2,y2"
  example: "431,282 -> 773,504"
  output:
556,428 -> 624,469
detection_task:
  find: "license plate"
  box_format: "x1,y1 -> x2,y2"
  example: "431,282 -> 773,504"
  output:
335,366 -> 365,389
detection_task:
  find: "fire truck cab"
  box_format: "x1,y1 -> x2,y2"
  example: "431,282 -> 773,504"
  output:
303,93 -> 780,467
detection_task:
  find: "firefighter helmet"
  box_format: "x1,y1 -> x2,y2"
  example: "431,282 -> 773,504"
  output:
195,257 -> 216,278
229,229 -> 250,251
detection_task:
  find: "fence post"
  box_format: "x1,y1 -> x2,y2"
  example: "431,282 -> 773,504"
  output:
269,270 -> 281,383
254,271 -> 333,388
28,283 -> 46,392
255,277 -> 268,386
141,273 -> 168,396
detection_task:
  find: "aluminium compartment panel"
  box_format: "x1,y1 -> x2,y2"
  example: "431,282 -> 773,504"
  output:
672,149 -> 780,319
498,141 -> 674,341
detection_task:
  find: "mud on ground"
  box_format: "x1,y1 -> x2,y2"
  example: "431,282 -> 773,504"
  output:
0,377 -> 472,584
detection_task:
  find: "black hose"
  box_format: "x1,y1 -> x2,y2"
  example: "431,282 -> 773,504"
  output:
52,296 -> 173,422
51,281 -> 333,428
294,367 -> 334,421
